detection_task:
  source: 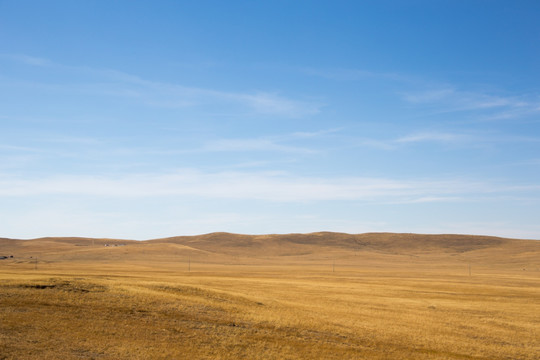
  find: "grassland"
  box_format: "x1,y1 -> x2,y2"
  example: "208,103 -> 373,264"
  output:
1,232 -> 539,359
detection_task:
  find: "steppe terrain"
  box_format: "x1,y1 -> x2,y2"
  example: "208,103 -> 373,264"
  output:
1,232 -> 539,359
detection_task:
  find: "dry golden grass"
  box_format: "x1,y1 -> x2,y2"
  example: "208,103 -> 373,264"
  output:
1,233 -> 539,359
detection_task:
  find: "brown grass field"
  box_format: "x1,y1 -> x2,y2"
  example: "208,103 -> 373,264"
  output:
1,232 -> 539,359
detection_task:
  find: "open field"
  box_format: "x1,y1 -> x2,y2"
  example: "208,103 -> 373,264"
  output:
1,233 -> 539,359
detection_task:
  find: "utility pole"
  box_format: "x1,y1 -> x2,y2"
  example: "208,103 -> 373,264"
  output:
332,259 -> 335,273
34,257 -> 38,271
188,256 -> 191,272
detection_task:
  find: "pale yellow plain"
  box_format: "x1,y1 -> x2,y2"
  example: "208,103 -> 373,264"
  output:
0,233 -> 539,359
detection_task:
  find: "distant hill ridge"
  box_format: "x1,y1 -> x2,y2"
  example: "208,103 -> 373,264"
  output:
0,231 -> 540,251
2,232 -> 539,267
2,231 -> 532,252
150,232 -> 518,253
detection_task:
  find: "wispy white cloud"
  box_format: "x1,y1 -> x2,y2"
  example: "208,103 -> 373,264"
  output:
200,129 -> 340,154
41,135 -> 103,145
401,87 -> 537,117
0,54 -> 52,67
512,158 -> 540,166
138,129 -> 336,155
0,170 -> 537,203
395,132 -> 471,144
230,92 -> 321,117
200,138 -> 317,154
110,131 -> 327,156
0,144 -> 45,152
1,54 -> 322,118
0,154 -> 39,170
301,67 -> 407,82
355,139 -> 396,150
301,64 -> 540,121
392,196 -> 465,204
223,160 -> 297,169
355,130 -> 540,150
283,128 -> 343,139
353,131 -> 472,150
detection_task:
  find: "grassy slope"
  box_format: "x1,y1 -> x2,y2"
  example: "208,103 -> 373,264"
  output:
0,232 -> 539,359
2,232 -> 538,270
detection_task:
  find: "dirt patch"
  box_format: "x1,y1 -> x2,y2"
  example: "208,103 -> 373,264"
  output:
12,279 -> 107,294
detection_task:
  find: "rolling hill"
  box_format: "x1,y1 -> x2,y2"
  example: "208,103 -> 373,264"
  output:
1,232 -> 539,359
1,232 -> 538,271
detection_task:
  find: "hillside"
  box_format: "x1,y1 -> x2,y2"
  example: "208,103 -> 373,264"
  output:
151,231 -> 515,253
1,232 -> 539,359
1,232 -> 539,271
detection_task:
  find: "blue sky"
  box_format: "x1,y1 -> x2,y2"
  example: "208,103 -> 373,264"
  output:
1,1 -> 539,239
